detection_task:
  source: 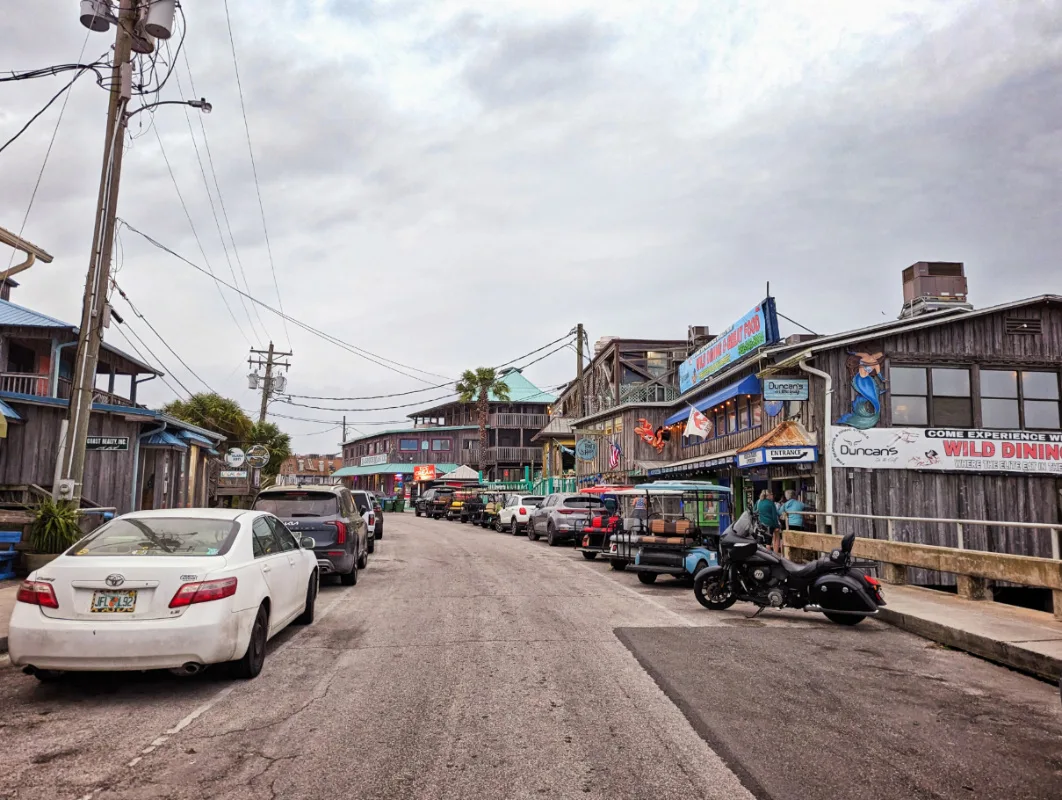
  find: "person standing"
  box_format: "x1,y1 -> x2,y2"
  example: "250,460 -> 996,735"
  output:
755,489 -> 781,553
781,489 -> 806,533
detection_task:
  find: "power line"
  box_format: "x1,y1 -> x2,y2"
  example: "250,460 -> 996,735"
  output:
510,340 -> 573,372
221,0 -> 290,348
110,324 -> 189,402
118,221 -> 452,384
494,333 -> 574,370
111,279 -> 218,395
0,61 -> 103,157
277,392 -> 459,413
176,49 -> 271,342
151,127 -> 253,347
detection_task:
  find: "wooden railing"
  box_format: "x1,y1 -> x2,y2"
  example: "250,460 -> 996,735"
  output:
91,388 -> 134,407
0,372 -> 49,396
489,413 -> 548,429
466,446 -> 540,465
783,512 -> 1062,620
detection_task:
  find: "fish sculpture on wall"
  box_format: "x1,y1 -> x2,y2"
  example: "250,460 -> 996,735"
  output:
837,351 -> 886,429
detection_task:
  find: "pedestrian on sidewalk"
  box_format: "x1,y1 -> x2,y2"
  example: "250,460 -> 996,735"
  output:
781,489 -> 806,533
755,489 -> 782,553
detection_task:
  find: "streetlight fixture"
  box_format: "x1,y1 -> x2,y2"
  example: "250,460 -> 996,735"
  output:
125,97 -> 212,122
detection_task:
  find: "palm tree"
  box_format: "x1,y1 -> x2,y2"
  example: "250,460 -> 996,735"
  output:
455,367 -> 511,476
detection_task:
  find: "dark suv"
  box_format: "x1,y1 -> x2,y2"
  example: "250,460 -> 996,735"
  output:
253,485 -> 369,585
415,487 -> 454,519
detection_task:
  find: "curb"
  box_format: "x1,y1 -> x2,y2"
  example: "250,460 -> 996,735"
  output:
877,606 -> 1061,684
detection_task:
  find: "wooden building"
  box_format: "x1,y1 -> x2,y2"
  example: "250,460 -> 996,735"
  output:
0,294 -> 225,514
276,453 -> 342,487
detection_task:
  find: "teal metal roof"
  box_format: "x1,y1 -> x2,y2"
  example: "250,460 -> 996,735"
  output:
341,426 -> 476,447
178,430 -> 215,448
492,368 -> 557,403
333,462 -> 459,478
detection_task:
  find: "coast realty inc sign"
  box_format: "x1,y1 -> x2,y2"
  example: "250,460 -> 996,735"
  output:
678,299 -> 780,393
831,427 -> 1062,475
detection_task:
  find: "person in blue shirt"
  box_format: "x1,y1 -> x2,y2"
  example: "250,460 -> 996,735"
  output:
782,490 -> 806,532
755,490 -> 781,553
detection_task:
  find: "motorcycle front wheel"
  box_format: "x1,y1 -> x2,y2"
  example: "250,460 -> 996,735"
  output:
693,572 -> 737,610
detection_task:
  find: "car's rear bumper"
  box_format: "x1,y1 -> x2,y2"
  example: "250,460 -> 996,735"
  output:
8,603 -> 255,671
316,552 -> 355,574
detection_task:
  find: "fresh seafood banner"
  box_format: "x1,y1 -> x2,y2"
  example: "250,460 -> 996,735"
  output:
678,299 -> 780,393
831,426 -> 1062,474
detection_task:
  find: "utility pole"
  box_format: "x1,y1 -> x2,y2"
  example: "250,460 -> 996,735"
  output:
58,0 -> 136,503
342,415 -> 347,443
248,342 -> 292,423
575,322 -> 585,417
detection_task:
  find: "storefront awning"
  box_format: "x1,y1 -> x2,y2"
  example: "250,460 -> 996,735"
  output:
333,462 -> 459,478
646,450 -> 736,477
735,420 -> 818,469
663,374 -> 762,426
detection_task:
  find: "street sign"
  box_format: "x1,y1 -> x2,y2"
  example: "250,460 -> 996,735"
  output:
245,445 -> 270,469
575,439 -> 598,461
225,448 -> 246,468
86,436 -> 129,451
220,470 -> 248,479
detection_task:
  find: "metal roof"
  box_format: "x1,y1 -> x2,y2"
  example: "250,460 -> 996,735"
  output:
0,299 -> 160,375
408,369 -> 556,417
333,462 -> 459,477
141,430 -> 188,449
340,425 -> 477,447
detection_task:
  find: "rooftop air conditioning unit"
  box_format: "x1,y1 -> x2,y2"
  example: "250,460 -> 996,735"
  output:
899,261 -> 973,319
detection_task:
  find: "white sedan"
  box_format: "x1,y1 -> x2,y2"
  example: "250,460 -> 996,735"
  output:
8,508 -> 319,681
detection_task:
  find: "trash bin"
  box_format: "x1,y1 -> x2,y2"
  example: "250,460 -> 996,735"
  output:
395,498 -> 405,512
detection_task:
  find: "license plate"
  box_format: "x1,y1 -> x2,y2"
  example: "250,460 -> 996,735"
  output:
91,589 -> 137,613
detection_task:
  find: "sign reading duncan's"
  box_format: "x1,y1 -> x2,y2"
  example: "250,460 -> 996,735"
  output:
678,299 -> 780,393
832,427 -> 1062,474
763,378 -> 809,401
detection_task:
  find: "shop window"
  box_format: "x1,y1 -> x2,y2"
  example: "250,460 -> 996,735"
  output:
751,399 -> 762,428
889,366 -> 972,427
981,369 -> 1060,430
714,409 -> 725,439
738,399 -> 750,430
614,417 -> 623,434
726,402 -> 737,434
431,439 -> 451,451
399,438 -> 418,451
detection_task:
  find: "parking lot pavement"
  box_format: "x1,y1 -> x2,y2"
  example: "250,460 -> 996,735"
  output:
0,514 -> 753,800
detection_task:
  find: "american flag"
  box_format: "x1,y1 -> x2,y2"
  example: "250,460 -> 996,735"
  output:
608,440 -> 622,469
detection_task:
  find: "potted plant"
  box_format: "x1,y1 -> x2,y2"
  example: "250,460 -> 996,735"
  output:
25,498 -> 82,572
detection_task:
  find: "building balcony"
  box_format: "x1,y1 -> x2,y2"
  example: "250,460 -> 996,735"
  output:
489,413 -> 548,429
465,445 -> 541,465
0,373 -> 135,407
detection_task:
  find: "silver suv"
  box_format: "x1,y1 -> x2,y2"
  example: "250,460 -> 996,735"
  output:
527,493 -> 606,547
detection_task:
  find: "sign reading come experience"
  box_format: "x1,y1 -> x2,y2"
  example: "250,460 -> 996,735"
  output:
831,427 -> 1062,475
678,298 -> 780,393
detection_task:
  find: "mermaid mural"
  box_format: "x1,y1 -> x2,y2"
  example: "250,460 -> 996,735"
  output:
837,351 -> 886,429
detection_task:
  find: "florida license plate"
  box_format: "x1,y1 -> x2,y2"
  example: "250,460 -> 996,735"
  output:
91,589 -> 137,613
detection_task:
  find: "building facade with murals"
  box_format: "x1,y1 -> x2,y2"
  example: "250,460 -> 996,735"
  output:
557,265 -> 1062,597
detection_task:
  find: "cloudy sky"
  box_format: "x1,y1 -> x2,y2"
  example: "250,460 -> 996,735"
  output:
2,0 -> 1060,454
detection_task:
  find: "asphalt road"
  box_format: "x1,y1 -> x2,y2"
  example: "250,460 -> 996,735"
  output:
0,513 -> 1058,800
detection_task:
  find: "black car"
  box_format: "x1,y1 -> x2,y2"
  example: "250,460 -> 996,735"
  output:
415,487 -> 454,519
253,485 -> 369,586
366,492 -> 385,539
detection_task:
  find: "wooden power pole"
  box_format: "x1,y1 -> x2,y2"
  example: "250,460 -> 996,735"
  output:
575,322 -> 585,417
249,342 -> 292,423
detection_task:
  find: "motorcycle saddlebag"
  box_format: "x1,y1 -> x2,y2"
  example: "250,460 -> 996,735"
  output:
811,573 -> 877,614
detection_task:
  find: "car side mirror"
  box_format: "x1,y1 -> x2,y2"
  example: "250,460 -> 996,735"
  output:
301,537 -> 315,549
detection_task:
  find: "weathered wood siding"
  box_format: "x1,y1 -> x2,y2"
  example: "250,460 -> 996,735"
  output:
0,404 -> 141,513
811,301 -> 1062,581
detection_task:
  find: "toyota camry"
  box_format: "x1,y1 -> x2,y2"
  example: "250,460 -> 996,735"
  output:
8,508 -> 319,681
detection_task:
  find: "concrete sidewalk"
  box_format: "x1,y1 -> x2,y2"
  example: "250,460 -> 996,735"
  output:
878,584 -> 1062,682
0,579 -> 17,653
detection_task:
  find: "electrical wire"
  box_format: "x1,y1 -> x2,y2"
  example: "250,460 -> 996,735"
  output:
151,127 -> 254,347
110,324 -> 190,402
509,340 -> 573,372
277,393 -> 460,413
111,279 -> 218,394
118,220 -> 453,384
493,333 -> 575,370
0,62 -> 102,157
221,0 -> 291,349
178,49 -> 272,342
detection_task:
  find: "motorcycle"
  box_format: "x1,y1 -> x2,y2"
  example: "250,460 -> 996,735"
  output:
692,511 -> 886,625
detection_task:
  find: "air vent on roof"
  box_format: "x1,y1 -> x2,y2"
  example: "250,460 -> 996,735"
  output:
1005,318 -> 1042,335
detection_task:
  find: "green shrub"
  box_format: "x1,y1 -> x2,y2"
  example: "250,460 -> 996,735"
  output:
29,498 -> 83,555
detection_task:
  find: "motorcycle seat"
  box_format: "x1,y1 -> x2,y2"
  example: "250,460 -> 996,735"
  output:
782,558 -> 827,580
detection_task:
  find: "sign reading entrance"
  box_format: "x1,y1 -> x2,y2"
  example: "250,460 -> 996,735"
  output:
86,436 -> 129,451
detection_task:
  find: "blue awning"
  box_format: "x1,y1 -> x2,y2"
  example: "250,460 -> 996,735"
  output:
664,374 -> 762,426
178,430 -> 215,448
0,400 -> 22,421
142,430 -> 188,449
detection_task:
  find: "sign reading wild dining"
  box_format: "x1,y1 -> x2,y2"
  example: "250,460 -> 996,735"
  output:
831,427 -> 1062,474
678,298 -> 780,393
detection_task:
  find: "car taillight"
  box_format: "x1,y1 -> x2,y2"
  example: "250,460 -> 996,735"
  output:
583,535 -> 590,547
169,577 -> 238,608
557,509 -> 576,515
368,514 -> 375,527
16,580 -> 58,609
327,520 -> 347,544
519,507 -> 527,515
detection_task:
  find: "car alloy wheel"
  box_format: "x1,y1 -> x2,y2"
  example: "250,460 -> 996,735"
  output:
512,519 -> 519,535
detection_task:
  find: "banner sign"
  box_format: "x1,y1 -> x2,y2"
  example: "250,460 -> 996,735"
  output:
220,470 -> 247,479
763,377 -> 809,401
679,299 -> 780,393
360,454 -> 388,467
413,464 -> 437,481
739,446 -> 818,468
86,436 -> 129,451
831,427 -> 1062,475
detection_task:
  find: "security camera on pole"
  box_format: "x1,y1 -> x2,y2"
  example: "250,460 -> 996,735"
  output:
248,343 -> 292,423
56,0 -> 210,503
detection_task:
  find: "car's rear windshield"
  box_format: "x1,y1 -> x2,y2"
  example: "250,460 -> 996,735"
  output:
253,491 -> 338,517
523,496 -> 544,506
70,518 -> 238,557
563,497 -> 605,508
